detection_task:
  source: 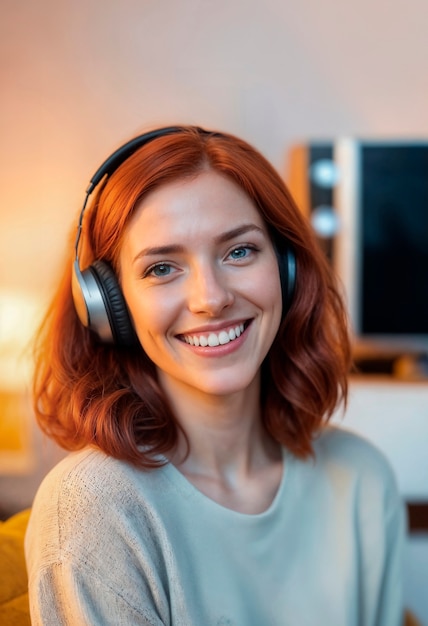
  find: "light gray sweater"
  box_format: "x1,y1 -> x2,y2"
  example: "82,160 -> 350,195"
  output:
25,426 -> 405,625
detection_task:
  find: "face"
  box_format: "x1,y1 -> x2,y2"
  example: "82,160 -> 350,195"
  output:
119,170 -> 282,404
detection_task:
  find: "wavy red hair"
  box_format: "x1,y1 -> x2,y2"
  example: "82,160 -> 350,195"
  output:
33,126 -> 351,467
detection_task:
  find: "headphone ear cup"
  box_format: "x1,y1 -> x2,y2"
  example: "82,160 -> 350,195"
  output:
277,247 -> 296,319
87,261 -> 138,348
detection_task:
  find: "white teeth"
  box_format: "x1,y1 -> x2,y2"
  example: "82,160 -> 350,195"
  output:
183,323 -> 245,347
208,333 -> 220,347
219,331 -> 230,345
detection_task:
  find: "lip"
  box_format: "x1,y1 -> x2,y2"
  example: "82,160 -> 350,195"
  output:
177,319 -> 250,336
176,320 -> 252,355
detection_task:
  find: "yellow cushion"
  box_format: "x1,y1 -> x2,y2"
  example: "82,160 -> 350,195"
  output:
0,509 -> 31,625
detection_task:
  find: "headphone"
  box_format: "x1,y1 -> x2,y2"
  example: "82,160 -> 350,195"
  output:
71,126 -> 296,348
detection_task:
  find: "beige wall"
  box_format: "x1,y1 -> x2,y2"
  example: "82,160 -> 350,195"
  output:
1,0 -> 428,300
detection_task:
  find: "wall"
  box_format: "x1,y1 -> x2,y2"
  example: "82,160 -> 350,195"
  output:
2,0 -> 428,301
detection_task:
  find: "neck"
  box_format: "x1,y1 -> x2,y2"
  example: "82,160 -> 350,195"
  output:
159,373 -> 283,514
160,373 -> 279,481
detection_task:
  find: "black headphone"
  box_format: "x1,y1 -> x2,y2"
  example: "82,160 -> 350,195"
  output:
71,126 -> 296,348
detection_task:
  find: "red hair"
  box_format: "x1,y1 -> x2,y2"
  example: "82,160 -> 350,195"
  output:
33,126 -> 351,467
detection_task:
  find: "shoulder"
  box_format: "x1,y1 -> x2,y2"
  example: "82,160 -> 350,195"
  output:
287,426 -> 406,559
25,448 -> 168,572
28,447 -> 174,528
31,447 -> 166,509
311,425 -> 402,512
314,425 -> 395,476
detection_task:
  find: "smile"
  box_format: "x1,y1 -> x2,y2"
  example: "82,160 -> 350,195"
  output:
180,323 -> 246,347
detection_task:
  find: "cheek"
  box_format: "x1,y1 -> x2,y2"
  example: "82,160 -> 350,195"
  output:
129,300 -> 158,336
267,283 -> 283,328
255,260 -> 283,307
126,292 -> 175,345
260,267 -> 283,331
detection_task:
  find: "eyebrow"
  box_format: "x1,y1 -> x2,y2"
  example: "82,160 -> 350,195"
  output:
132,223 -> 265,264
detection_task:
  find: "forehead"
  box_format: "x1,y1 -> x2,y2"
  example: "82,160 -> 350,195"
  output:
126,170 -> 267,239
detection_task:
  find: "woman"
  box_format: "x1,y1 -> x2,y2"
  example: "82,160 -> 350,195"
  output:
25,126 -> 405,625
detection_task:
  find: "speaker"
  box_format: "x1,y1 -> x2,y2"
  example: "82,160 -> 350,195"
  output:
72,126 -> 296,347
288,142 -> 340,263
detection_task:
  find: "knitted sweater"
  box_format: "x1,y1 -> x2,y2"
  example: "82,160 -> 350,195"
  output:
25,426 -> 405,625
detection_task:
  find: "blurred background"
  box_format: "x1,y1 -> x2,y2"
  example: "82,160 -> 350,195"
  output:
1,0 -> 427,621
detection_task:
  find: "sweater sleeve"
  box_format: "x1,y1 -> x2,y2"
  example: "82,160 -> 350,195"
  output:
353,438 -> 407,626
29,560 -> 166,626
25,450 -> 171,626
373,477 -> 407,626
316,427 -> 406,626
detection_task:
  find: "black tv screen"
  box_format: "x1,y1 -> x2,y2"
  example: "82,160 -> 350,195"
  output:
360,145 -> 428,337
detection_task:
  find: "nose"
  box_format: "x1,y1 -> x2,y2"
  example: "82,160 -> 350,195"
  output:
187,264 -> 234,316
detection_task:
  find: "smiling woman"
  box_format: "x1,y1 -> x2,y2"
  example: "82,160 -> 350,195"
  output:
25,126 -> 405,626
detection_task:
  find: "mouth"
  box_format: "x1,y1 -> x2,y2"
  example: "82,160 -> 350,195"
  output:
178,321 -> 251,347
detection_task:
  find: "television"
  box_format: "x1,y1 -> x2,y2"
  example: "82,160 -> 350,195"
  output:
288,139 -> 428,364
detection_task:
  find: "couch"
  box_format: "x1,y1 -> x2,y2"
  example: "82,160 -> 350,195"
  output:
0,509 -> 31,625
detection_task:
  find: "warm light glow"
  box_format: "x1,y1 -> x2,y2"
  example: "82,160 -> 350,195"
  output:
0,291 -> 43,473
0,290 -> 45,390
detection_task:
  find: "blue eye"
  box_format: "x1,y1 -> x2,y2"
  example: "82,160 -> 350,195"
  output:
230,247 -> 249,259
147,263 -> 172,277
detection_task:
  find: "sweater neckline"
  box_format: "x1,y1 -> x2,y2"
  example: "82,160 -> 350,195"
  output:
162,447 -> 291,520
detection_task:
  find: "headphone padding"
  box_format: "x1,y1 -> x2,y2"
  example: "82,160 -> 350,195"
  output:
275,246 -> 296,319
90,260 -> 138,348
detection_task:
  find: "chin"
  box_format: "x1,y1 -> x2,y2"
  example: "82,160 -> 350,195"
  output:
188,371 -> 260,399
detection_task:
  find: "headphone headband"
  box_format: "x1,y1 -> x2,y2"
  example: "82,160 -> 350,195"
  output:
86,126 -> 184,194
75,127 -> 185,263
